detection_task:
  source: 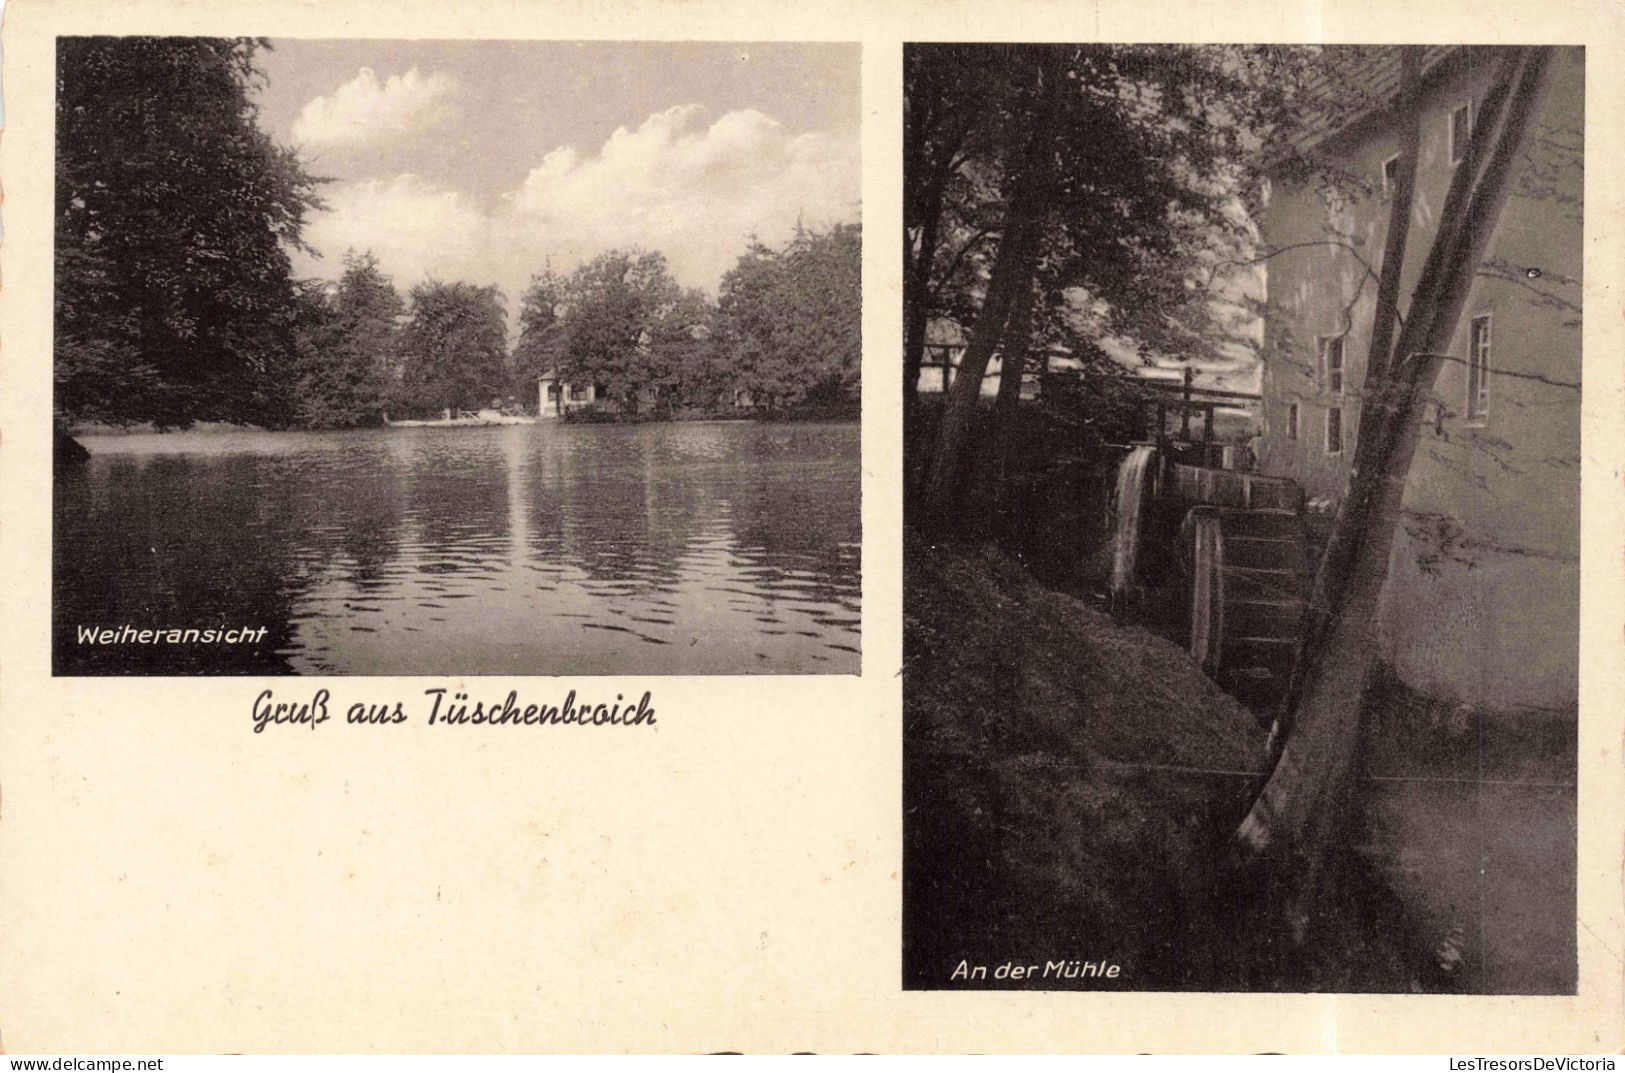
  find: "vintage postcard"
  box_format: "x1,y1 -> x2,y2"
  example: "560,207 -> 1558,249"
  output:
1,0 -> 1621,1056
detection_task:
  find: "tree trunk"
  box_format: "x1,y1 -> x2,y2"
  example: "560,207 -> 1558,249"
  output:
1363,47 -> 1425,387
1273,46 -> 1432,744
917,192 -> 1047,529
1231,47 -> 1555,928
53,421 -> 91,468
987,279 -> 1036,536
904,157 -> 956,415
917,52 -> 1066,529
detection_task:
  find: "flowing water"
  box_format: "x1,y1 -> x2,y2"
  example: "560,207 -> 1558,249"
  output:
1110,444 -> 1157,601
54,421 -> 861,675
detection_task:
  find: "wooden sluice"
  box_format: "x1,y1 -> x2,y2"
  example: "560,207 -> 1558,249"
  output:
1108,375 -> 1316,718
915,344 -> 1314,716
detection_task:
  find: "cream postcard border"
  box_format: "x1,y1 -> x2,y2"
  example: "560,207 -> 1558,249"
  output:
1,0 -> 1620,1054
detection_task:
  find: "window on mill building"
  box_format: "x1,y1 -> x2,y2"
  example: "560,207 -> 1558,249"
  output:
1317,335 -> 1345,395
1326,406 -> 1344,455
1467,313 -> 1492,424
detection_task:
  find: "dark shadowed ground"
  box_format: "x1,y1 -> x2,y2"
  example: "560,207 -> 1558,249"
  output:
902,539 -> 1574,993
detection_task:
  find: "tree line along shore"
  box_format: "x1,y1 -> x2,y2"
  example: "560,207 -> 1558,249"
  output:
55,37 -> 859,436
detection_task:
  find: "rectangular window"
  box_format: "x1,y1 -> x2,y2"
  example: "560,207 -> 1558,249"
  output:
1326,406 -> 1344,455
1467,313 -> 1492,423
1318,335 -> 1345,395
1381,153 -> 1400,198
1449,101 -> 1472,165
1287,402 -> 1299,441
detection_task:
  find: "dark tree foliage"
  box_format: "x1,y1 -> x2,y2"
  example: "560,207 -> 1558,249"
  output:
291,251 -> 404,428
645,287 -> 720,412
905,44 -> 1310,521
510,268 -> 569,402
55,36 -> 323,428
553,250 -> 702,414
396,281 -> 510,415
714,223 -> 862,410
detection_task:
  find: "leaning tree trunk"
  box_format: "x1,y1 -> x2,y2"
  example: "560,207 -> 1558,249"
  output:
904,151 -> 958,416
1231,47 -> 1555,933
987,279 -> 1036,535
1270,47 -> 1426,748
1363,48 -> 1425,388
917,51 -> 1064,530
917,192 -> 1046,530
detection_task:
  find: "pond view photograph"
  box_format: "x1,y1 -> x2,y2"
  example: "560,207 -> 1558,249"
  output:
53,37 -> 862,676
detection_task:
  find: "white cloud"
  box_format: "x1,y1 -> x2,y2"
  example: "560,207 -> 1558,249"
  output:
294,174 -> 490,290
290,67 -> 458,152
509,105 -> 860,288
294,104 -> 860,311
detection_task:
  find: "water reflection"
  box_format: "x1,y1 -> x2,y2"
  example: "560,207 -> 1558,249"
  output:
55,422 -> 861,675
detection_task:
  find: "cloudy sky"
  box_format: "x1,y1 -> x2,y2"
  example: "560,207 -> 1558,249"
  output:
255,41 -> 861,305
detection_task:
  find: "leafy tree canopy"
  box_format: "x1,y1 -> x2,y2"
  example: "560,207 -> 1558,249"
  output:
510,268 -> 569,401
715,223 -> 862,410
905,44 -> 1313,394
397,280 -> 510,415
55,36 -> 324,428
291,250 -> 404,428
553,250 -> 703,414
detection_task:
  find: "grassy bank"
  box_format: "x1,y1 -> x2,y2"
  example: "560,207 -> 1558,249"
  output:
903,396 -> 1131,594
903,537 -> 1429,991
562,401 -> 860,424
66,419 -> 266,435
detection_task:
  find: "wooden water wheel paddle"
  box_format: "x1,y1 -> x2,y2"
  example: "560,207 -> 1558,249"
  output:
1182,506 -> 1313,715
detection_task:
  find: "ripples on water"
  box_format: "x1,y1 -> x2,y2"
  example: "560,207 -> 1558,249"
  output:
54,421 -> 861,675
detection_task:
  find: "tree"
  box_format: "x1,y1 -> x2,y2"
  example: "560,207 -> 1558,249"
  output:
292,251 -> 404,428
714,223 -> 862,410
54,36 -> 323,428
396,281 -> 509,415
905,45 -> 1305,526
645,287 -> 720,413
1229,47 -> 1559,933
555,250 -> 689,414
903,45 -> 993,413
510,268 -> 570,403
713,242 -> 781,404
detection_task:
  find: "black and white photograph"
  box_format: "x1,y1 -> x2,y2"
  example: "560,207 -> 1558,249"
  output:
903,44 -> 1581,993
52,37 -> 862,676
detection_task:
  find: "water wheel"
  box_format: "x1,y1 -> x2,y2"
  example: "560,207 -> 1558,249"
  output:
1182,506 -> 1312,714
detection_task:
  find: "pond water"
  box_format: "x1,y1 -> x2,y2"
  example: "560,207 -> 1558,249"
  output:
54,421 -> 861,675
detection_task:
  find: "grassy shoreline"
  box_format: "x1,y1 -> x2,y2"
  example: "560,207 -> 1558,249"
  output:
65,411 -> 861,436
902,536 -> 1436,991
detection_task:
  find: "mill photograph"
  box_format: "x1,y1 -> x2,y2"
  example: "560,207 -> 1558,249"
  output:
52,37 -> 862,676
903,44 -> 1580,993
